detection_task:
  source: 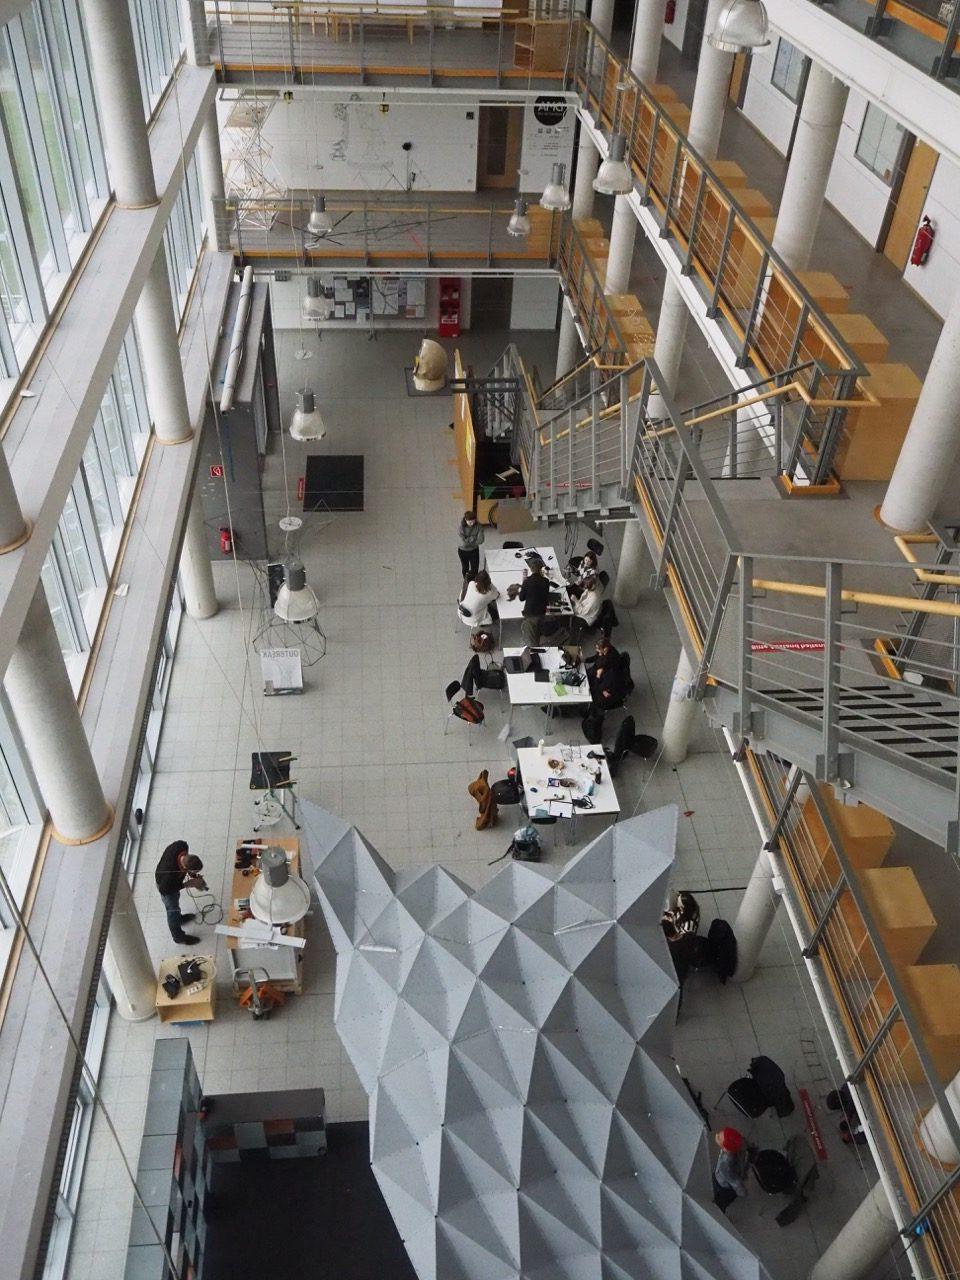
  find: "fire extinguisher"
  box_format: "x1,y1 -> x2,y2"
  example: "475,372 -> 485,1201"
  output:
220,526 -> 233,555
665,0 -> 676,20
911,216 -> 935,267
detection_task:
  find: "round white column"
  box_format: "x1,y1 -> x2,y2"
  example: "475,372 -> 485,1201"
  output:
590,0 -> 615,40
662,648 -> 698,764
732,848 -> 779,981
686,0 -> 734,160
605,196 -> 637,295
648,279 -> 690,417
880,291 -> 960,533
4,587 -> 112,845
919,1071 -> 960,1161
809,1183 -> 899,1280
572,128 -> 600,222
78,0 -> 157,207
197,106 -> 228,250
102,873 -> 156,1021
556,305 -> 582,381
772,64 -> 848,273
614,521 -> 648,606
0,449 -> 29,553
137,248 -> 194,446
630,0 -> 668,85
180,495 -> 218,620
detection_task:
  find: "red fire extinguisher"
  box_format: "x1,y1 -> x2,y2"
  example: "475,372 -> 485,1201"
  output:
665,0 -> 676,20
911,216 -> 935,267
220,526 -> 233,555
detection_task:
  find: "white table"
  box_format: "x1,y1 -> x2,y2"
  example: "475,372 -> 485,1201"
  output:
486,545 -> 572,622
504,647 -> 592,710
516,744 -> 620,823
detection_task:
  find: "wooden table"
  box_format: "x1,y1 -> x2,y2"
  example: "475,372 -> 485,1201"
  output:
226,836 -> 305,995
155,955 -> 216,1024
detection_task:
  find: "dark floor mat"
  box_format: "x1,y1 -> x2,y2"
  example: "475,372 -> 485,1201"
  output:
304,454 -> 364,511
204,1121 -> 414,1280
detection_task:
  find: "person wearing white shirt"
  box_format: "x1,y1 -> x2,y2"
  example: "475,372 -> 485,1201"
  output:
458,569 -> 500,629
568,574 -> 603,641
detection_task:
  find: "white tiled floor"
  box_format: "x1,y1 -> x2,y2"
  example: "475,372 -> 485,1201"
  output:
65,328 -> 889,1280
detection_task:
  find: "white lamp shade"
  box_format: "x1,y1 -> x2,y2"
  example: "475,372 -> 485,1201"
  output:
593,133 -> 632,195
250,846 -> 311,924
307,194 -> 333,236
708,0 -> 770,51
413,338 -> 448,391
290,388 -> 326,441
275,558 -> 319,623
540,162 -> 571,211
507,198 -> 531,238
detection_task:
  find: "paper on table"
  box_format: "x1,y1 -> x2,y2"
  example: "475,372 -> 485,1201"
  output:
548,799 -> 574,818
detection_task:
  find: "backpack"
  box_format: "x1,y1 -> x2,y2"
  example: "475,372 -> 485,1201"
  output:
454,695 -> 484,724
478,664 -> 506,691
706,918 -> 738,983
749,1055 -> 795,1118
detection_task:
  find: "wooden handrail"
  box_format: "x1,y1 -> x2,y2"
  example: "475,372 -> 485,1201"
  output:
894,533 -> 960,588
753,577 -> 960,619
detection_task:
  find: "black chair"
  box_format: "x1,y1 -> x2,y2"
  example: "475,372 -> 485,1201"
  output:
596,599 -> 619,637
530,813 -> 558,847
598,569 -> 610,591
586,538 -> 604,557
502,540 -> 523,549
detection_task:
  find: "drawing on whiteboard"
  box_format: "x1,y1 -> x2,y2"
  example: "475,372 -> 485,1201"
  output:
327,103 -> 431,191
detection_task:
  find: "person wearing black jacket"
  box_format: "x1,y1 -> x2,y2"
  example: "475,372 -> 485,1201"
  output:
515,558 -> 551,646
587,636 -> 628,709
155,840 -> 206,944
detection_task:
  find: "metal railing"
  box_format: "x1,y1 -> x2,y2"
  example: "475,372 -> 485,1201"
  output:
554,217 -> 629,369
746,753 -> 960,1280
848,0 -> 960,84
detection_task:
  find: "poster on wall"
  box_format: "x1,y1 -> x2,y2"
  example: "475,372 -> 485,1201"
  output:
519,96 -> 576,195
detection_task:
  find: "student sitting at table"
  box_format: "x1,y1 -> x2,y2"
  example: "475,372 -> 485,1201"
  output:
587,635 -> 629,709
567,574 -> 604,642
567,550 -> 599,595
458,570 -> 500,629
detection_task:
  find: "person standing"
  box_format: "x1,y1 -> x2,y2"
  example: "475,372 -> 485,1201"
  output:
713,1128 -> 750,1212
515,556 -> 550,647
457,510 -> 484,579
155,839 -> 206,945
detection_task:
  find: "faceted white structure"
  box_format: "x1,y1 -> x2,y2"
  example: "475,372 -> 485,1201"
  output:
305,800 -> 768,1280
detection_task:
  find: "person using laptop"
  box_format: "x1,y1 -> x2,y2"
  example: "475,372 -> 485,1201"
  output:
512,556 -> 551,646
567,573 -> 603,642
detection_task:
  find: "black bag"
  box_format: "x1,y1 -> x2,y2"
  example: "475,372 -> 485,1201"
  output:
752,1149 -> 797,1195
706,918 -> 738,983
632,734 -> 659,759
581,709 -> 604,744
712,1177 -> 737,1214
749,1054 -> 795,1118
726,1076 -> 767,1119
479,664 -> 506,691
453,696 -> 484,724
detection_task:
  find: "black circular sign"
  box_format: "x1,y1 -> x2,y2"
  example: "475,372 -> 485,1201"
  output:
533,96 -> 568,127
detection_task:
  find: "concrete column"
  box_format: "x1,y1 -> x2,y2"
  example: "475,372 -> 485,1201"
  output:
732,848 -> 779,982
772,64 -> 848,272
630,0 -> 668,85
0,449 -> 29,553
197,106 -> 228,250
180,495 -> 218,619
102,873 -> 156,1021
590,0 -> 615,40
556,305 -> 582,381
4,587 -> 112,845
662,648 -> 698,764
136,248 -> 194,446
880,291 -> 960,533
919,1072 -> 960,1162
605,197 -> 637,295
78,0 -> 157,207
572,127 -> 600,221
648,278 -> 690,418
614,521 -> 648,606
809,1183 -> 899,1280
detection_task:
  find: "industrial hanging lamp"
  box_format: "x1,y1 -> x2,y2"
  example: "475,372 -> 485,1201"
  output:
540,162 -> 571,212
593,133 -> 633,195
306,193 -> 333,236
274,558 -> 319,624
708,0 -> 770,52
289,388 -> 326,441
506,197 -> 531,238
249,846 -> 311,925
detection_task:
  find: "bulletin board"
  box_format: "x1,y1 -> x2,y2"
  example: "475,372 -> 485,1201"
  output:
307,275 -> 426,324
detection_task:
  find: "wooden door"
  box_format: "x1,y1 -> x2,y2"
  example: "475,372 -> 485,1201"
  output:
477,106 -> 524,190
729,51 -> 749,105
882,138 -> 938,269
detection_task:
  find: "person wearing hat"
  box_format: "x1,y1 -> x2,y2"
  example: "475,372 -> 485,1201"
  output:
713,1127 -> 750,1207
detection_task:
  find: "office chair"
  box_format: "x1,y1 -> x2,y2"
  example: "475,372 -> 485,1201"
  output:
444,679 -> 483,736
586,538 -> 604,558
598,569 -> 611,591
502,540 -> 523,550
530,813 -> 558,847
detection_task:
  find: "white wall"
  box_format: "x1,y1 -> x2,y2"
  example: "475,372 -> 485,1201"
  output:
903,156 -> 960,320
740,41 -> 797,157
509,276 -> 559,329
518,98 -> 576,195
662,0 -> 689,53
256,97 -> 480,192
264,274 -> 440,329
823,91 -> 891,249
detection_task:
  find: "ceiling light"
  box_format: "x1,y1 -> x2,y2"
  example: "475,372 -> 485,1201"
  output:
413,338 -> 448,391
506,198 -> 531,238
540,162 -> 571,212
274,558 -> 319,623
249,846 -> 311,925
593,133 -> 633,195
289,388 -> 326,441
306,194 -> 333,236
708,0 -> 770,51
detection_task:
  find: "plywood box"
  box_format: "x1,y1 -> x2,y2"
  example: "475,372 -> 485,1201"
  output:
865,965 -> 960,1084
734,188 -> 773,218
574,217 -> 605,241
832,313 -> 890,364
712,159 -> 748,189
795,270 -> 849,313
801,786 -> 894,883
834,362 -> 922,481
837,866 -> 936,979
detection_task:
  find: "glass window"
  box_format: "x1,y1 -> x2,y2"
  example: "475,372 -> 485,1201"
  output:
58,491 -> 96,599
0,35 -> 54,282
43,0 -> 104,206
0,200 -> 27,329
41,556 -> 81,656
82,433 -> 116,538
855,104 -> 906,185
129,0 -> 183,118
771,38 -> 807,103
20,7 -> 81,241
0,746 -> 27,832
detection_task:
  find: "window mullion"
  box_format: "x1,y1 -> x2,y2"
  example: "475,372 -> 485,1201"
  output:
61,0 -> 109,197
36,0 -> 91,233
0,101 -> 47,321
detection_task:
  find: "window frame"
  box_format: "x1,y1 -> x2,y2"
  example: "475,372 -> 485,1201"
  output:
855,102 -> 908,186
771,37 -> 808,104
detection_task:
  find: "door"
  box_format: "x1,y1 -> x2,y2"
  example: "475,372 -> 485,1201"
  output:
882,138 -> 938,269
729,51 -> 749,105
477,106 -> 524,189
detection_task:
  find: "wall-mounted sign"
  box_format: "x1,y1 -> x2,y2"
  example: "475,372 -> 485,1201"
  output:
533,96 -> 568,127
209,463 -> 224,479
